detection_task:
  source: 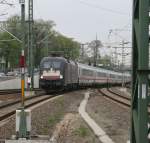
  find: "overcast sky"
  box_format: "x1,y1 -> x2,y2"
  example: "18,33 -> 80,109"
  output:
0,0 -> 132,44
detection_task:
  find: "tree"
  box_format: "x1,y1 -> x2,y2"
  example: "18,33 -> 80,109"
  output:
0,15 -> 81,71
0,32 -> 21,72
33,19 -> 56,67
97,55 -> 112,70
49,34 -> 80,60
33,20 -> 80,66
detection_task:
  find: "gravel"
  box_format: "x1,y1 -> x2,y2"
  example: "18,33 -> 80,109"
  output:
51,113 -> 100,143
87,89 -> 130,143
0,90 -> 100,143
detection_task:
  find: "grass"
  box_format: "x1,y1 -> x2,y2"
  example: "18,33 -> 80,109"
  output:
48,97 -> 66,128
48,113 -> 63,126
56,97 -> 65,107
74,125 -> 89,137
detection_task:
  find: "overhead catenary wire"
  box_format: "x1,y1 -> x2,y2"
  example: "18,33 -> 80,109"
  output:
76,0 -> 130,16
0,39 -> 18,42
0,13 -> 8,16
0,0 -> 17,21
0,26 -> 22,43
0,0 -> 14,6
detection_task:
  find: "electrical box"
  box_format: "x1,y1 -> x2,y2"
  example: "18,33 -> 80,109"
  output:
16,110 -> 31,132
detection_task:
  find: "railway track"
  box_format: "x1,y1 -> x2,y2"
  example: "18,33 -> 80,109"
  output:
0,88 -> 41,95
0,92 -> 59,122
0,90 -> 45,110
0,89 -> 21,95
0,88 -> 131,122
99,88 -> 131,108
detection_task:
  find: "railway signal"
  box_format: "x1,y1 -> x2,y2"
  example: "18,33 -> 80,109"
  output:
20,50 -> 25,106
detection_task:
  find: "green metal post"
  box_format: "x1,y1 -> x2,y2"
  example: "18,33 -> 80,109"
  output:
18,0 -> 28,138
131,0 -> 149,142
28,0 -> 34,89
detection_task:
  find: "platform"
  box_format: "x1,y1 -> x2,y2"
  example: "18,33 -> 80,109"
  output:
0,75 -> 39,90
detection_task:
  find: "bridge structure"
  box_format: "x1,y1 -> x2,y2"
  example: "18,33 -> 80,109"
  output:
132,0 -> 150,142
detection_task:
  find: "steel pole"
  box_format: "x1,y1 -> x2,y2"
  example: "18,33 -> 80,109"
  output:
28,0 -> 34,89
20,1 -> 25,108
18,1 -> 28,138
122,41 -> 125,87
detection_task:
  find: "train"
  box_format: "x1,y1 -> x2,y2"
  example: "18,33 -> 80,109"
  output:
39,56 -> 131,92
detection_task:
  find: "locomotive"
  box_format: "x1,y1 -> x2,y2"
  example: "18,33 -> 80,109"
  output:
39,56 -> 131,92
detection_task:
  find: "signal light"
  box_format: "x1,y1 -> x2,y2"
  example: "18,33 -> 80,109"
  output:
19,50 -> 25,67
20,56 -> 25,67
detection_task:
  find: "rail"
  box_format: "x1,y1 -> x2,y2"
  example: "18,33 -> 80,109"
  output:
99,88 -> 131,108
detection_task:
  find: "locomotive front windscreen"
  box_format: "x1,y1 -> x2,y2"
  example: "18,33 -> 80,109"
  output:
43,61 -> 61,69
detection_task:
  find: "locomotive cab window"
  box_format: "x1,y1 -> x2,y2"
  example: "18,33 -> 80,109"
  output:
43,62 -> 51,69
43,61 -> 61,69
53,61 -> 61,69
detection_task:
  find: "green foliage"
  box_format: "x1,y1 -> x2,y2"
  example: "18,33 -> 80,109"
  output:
49,34 -> 80,60
33,19 -> 80,67
33,19 -> 56,66
56,97 -> 65,107
98,55 -> 111,67
73,125 -> 89,137
0,15 -> 22,72
0,15 -> 80,71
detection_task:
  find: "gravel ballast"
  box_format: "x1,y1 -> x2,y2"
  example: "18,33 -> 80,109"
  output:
0,90 -> 100,143
87,89 -> 130,143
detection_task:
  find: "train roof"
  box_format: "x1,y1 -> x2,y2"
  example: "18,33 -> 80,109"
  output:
40,56 -> 68,63
78,63 -> 131,77
40,57 -> 131,77
40,57 -> 78,65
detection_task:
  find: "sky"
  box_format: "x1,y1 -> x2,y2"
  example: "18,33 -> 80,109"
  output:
0,0 -> 132,43
0,0 -> 132,65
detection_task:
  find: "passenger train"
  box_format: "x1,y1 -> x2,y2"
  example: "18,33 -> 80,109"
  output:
39,56 -> 131,92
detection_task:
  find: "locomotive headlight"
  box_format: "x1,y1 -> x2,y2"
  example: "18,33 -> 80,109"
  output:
60,75 -> 63,79
40,75 -> 44,79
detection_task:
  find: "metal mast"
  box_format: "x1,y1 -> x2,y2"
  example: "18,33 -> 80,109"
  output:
94,35 -> 98,67
18,0 -> 29,139
28,0 -> 34,89
131,0 -> 149,142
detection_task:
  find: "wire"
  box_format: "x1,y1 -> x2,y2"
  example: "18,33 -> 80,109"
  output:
0,0 -> 19,21
76,0 -> 129,16
0,39 -> 18,42
0,0 -> 14,6
0,13 -> 7,16
0,26 -> 22,43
